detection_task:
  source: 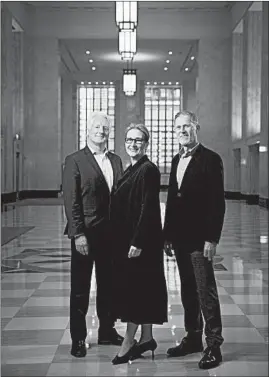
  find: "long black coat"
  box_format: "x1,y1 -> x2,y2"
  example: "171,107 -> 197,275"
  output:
111,155 -> 168,324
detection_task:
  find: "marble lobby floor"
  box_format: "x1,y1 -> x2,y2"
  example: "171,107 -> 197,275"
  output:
1,199 -> 268,376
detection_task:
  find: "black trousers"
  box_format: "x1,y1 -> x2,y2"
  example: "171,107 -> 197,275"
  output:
174,247 -> 224,348
70,230 -> 115,342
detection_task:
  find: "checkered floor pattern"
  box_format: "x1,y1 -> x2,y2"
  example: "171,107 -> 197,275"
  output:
1,199 -> 268,376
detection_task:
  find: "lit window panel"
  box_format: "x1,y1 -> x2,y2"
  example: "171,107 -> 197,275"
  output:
144,83 -> 182,173
78,84 -> 116,151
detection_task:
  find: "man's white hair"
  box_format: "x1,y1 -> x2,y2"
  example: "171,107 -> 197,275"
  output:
87,111 -> 111,130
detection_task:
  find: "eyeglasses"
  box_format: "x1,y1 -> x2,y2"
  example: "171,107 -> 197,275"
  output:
125,138 -> 145,145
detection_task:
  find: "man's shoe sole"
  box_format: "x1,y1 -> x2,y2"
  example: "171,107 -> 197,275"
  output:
167,348 -> 203,357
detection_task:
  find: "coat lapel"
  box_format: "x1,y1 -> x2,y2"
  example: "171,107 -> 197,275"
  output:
115,155 -> 148,193
107,152 -> 119,191
83,146 -> 110,191
177,144 -> 204,193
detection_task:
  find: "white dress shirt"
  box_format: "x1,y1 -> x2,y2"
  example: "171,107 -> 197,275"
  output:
88,146 -> 114,192
176,143 -> 200,190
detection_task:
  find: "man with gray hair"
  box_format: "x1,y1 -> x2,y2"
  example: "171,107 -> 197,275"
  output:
163,110 -> 225,369
63,112 -> 124,357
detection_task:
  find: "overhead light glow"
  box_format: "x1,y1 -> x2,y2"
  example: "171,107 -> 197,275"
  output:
85,50 -> 90,55
92,66 -> 96,71
119,29 -> 136,61
89,59 -> 93,63
164,67 -> 168,71
168,51 -> 173,55
166,60 -> 170,63
190,56 -> 195,60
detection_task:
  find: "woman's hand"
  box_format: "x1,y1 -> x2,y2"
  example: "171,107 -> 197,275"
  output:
128,245 -> 142,258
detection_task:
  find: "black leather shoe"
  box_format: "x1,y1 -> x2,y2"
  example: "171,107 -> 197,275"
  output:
131,338 -> 157,360
198,346 -> 222,369
112,340 -> 137,365
71,340 -> 87,358
98,328 -> 124,346
167,336 -> 203,357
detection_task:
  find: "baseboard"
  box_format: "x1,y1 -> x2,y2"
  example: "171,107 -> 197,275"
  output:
19,190 -> 60,199
1,192 -> 17,210
224,191 -> 241,200
259,197 -> 269,209
225,192 -> 260,205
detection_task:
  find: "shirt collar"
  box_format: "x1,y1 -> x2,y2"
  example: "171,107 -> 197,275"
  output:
88,145 -> 108,156
179,143 -> 200,158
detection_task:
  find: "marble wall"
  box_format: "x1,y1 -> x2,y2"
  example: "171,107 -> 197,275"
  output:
23,36 -> 61,190
231,32 -> 243,140
196,37 -> 233,191
1,6 -> 13,193
231,3 -> 268,200
246,11 -> 262,137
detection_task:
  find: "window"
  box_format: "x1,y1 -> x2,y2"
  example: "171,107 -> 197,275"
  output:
78,84 -> 116,151
144,85 -> 182,173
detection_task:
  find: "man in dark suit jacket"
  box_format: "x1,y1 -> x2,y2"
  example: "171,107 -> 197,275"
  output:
163,110 -> 225,370
63,112 -> 124,358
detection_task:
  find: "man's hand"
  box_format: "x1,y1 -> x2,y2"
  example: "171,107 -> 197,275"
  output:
75,235 -> 89,256
128,245 -> 142,258
164,241 -> 174,257
203,241 -> 217,262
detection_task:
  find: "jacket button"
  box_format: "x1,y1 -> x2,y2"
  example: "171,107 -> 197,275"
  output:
177,192 -> 182,197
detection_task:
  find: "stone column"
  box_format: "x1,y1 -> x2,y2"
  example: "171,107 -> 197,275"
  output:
23,36 -> 61,190
115,78 -> 144,168
196,37 -> 232,191
1,4 -> 13,193
259,1 -> 268,204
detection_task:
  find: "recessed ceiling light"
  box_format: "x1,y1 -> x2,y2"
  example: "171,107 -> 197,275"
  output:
168,82 -> 172,85
185,67 -> 189,71
95,81 -> 99,84
103,81 -> 106,84
168,51 -> 173,55
161,82 -> 164,85
86,50 -> 90,55
92,66 -> 96,71
176,81 -> 179,85
89,59 -> 93,63
110,81 -> 113,84
88,81 -> 91,84
190,56 -> 195,60
164,67 -> 168,71
147,82 -> 150,85
154,82 -> 157,85
81,81 -> 84,84
166,60 -> 170,64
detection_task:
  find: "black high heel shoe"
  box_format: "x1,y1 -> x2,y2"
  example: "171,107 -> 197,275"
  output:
131,338 -> 157,360
112,340 -> 137,365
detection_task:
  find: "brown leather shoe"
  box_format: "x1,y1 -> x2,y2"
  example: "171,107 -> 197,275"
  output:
167,336 -> 203,357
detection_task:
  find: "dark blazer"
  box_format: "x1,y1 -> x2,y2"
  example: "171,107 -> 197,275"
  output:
163,144 -> 225,248
63,146 -> 123,238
